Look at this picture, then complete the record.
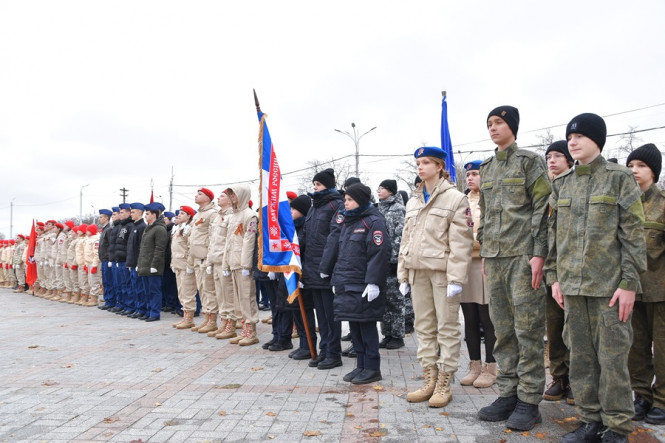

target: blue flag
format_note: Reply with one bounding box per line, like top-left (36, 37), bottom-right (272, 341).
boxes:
top-left (257, 111), bottom-right (302, 303)
top-left (441, 95), bottom-right (456, 183)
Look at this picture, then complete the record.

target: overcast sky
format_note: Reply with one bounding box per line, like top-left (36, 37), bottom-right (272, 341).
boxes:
top-left (2, 0), bottom-right (664, 236)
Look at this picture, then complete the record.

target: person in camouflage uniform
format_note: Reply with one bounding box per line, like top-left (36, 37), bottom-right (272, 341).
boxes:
top-left (547, 113), bottom-right (647, 443)
top-left (625, 143), bottom-right (665, 425)
top-left (476, 106), bottom-right (551, 432)
top-left (12, 235), bottom-right (27, 292)
top-left (377, 179), bottom-right (406, 350)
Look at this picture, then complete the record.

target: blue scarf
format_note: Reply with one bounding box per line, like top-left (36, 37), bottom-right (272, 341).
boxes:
top-left (341, 202), bottom-right (372, 217)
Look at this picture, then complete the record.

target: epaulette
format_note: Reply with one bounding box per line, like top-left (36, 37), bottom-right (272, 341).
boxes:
top-left (515, 149), bottom-right (540, 159)
top-left (480, 156), bottom-right (493, 166)
top-left (605, 162), bottom-right (634, 177)
top-left (553, 167), bottom-right (574, 182)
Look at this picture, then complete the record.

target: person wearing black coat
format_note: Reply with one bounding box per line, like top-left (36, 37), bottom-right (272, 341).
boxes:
top-left (302, 168), bottom-right (345, 369)
top-left (111, 204), bottom-right (133, 314)
top-left (138, 207), bottom-right (168, 321)
top-left (97, 209), bottom-right (115, 311)
top-left (124, 203), bottom-right (147, 319)
top-left (321, 183), bottom-right (390, 385)
top-left (161, 214), bottom-right (180, 313)
top-left (100, 207), bottom-right (120, 311)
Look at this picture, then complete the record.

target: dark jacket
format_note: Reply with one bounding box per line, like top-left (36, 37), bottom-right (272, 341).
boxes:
top-left (108, 222), bottom-right (120, 263)
top-left (98, 223), bottom-right (112, 262)
top-left (138, 216), bottom-right (168, 276)
top-left (114, 217), bottom-right (133, 263)
top-left (285, 217), bottom-right (314, 310)
top-left (164, 223), bottom-right (173, 267)
top-left (126, 218), bottom-right (147, 268)
top-left (301, 189), bottom-right (344, 288)
top-left (328, 204), bottom-right (390, 322)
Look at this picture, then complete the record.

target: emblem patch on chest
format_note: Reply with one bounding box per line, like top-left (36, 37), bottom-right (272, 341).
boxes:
top-left (336, 214), bottom-right (345, 224)
top-left (372, 230), bottom-right (384, 246)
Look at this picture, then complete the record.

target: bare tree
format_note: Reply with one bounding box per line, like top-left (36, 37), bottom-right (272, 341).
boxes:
top-left (293, 157), bottom-right (357, 194)
top-left (533, 128), bottom-right (555, 155)
top-left (616, 125), bottom-right (643, 158)
top-left (396, 159), bottom-right (418, 192)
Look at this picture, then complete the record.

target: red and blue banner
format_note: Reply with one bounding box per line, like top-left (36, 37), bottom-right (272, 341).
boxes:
top-left (257, 110), bottom-right (302, 303)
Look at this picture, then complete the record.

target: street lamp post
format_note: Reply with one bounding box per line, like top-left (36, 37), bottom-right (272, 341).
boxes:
top-left (80, 184), bottom-right (90, 223)
top-left (334, 123), bottom-right (377, 177)
top-left (9, 198), bottom-right (15, 238)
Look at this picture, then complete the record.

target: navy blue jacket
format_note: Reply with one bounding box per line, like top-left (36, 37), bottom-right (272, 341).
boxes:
top-left (126, 218), bottom-right (146, 268)
top-left (327, 204), bottom-right (390, 322)
top-left (301, 189), bottom-right (344, 289)
top-left (114, 218), bottom-right (133, 263)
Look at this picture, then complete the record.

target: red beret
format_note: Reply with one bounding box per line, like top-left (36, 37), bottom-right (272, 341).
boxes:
top-left (180, 205), bottom-right (196, 217)
top-left (46, 220), bottom-right (57, 225)
top-left (37, 222), bottom-right (45, 226)
top-left (9, 239), bottom-right (15, 245)
top-left (86, 224), bottom-right (98, 235)
top-left (198, 188), bottom-right (214, 201)
top-left (77, 224), bottom-right (88, 233)
top-left (17, 234), bottom-right (26, 240)
top-left (65, 220), bottom-right (75, 229)
top-left (286, 191), bottom-right (298, 200)
top-left (55, 222), bottom-right (64, 230)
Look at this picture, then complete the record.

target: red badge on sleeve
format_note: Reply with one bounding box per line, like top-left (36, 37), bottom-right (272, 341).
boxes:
top-left (372, 230), bottom-right (384, 246)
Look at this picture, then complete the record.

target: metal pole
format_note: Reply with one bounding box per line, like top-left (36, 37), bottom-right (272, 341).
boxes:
top-left (80, 184), bottom-right (89, 223)
top-left (9, 199), bottom-right (14, 238)
top-left (169, 166), bottom-right (174, 212)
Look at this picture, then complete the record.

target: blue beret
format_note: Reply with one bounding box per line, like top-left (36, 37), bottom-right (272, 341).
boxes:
top-left (464, 160), bottom-right (483, 171)
top-left (154, 202), bottom-right (165, 212)
top-left (164, 211), bottom-right (175, 219)
top-left (175, 209), bottom-right (180, 216)
top-left (99, 209), bottom-right (112, 217)
top-left (130, 202), bottom-right (145, 211)
top-left (118, 203), bottom-right (131, 210)
top-left (112, 206), bottom-right (120, 212)
top-left (414, 146), bottom-right (446, 161)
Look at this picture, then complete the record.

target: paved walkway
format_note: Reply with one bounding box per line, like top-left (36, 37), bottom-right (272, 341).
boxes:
top-left (0, 288), bottom-right (662, 442)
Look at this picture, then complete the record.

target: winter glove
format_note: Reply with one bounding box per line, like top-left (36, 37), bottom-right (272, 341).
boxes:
top-left (64, 264), bottom-right (68, 269)
top-left (222, 270), bottom-right (230, 277)
top-left (135, 267), bottom-right (139, 272)
top-left (447, 284), bottom-right (462, 298)
top-left (107, 262), bottom-right (112, 268)
top-left (298, 281), bottom-right (304, 289)
top-left (84, 265), bottom-right (88, 273)
top-left (91, 267), bottom-right (97, 274)
top-left (150, 267), bottom-right (158, 274)
top-left (332, 286), bottom-right (335, 295)
top-left (320, 273), bottom-right (329, 279)
top-left (206, 265), bottom-right (212, 274)
top-left (241, 269), bottom-right (250, 277)
top-left (186, 267), bottom-right (194, 274)
top-left (267, 272), bottom-right (276, 280)
top-left (71, 265), bottom-right (78, 270)
top-left (362, 284), bottom-right (380, 302)
top-left (399, 282), bottom-right (410, 296)
top-left (116, 262), bottom-right (119, 268)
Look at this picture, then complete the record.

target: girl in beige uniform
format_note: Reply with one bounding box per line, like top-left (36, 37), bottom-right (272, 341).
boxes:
top-left (171, 206), bottom-right (199, 329)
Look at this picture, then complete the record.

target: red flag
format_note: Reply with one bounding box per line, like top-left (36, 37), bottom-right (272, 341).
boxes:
top-left (150, 190), bottom-right (154, 204)
top-left (26, 220), bottom-right (38, 286)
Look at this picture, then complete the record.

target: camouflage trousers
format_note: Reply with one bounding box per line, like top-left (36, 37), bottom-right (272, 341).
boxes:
top-left (564, 295), bottom-right (634, 435)
top-left (628, 301), bottom-right (665, 410)
top-left (485, 256), bottom-right (546, 405)
top-left (546, 285), bottom-right (569, 378)
top-left (15, 265), bottom-right (26, 286)
top-left (381, 272), bottom-right (405, 339)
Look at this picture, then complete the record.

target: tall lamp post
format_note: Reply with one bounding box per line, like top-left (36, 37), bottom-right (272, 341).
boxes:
top-left (80, 184), bottom-right (90, 223)
top-left (9, 198), bottom-right (15, 238)
top-left (334, 123), bottom-right (377, 177)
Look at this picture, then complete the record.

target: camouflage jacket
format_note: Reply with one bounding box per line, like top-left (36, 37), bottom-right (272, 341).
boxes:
top-left (477, 142), bottom-right (551, 258)
top-left (639, 184), bottom-right (665, 302)
top-left (378, 195), bottom-right (405, 264)
top-left (12, 242), bottom-right (25, 266)
top-left (545, 155), bottom-right (647, 296)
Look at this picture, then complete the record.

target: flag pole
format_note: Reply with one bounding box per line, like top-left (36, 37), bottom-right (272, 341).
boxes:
top-left (253, 89), bottom-right (316, 360)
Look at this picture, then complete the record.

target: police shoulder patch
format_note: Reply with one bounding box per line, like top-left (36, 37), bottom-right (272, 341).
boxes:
top-left (336, 213), bottom-right (345, 224)
top-left (372, 230), bottom-right (384, 246)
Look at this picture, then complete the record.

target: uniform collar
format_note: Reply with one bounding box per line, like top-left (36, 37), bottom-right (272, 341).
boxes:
top-left (643, 183), bottom-right (658, 201)
top-left (575, 154), bottom-right (605, 176)
top-left (495, 142), bottom-right (518, 161)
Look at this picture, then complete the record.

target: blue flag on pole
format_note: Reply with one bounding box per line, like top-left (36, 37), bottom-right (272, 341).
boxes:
top-left (257, 110), bottom-right (302, 303)
top-left (441, 95), bottom-right (456, 183)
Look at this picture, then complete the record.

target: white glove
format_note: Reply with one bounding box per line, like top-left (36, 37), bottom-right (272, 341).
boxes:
top-left (222, 270), bottom-right (230, 277)
top-left (135, 267), bottom-right (139, 272)
top-left (320, 273), bottom-right (329, 279)
top-left (150, 267), bottom-right (158, 274)
top-left (241, 269), bottom-right (250, 277)
top-left (332, 286), bottom-right (335, 294)
top-left (362, 284), bottom-right (380, 302)
top-left (399, 282), bottom-right (410, 296)
top-left (15, 264), bottom-right (21, 269)
top-left (267, 272), bottom-right (276, 280)
top-left (447, 284), bottom-right (462, 297)
top-left (107, 262), bottom-right (112, 268)
top-left (186, 267), bottom-right (194, 274)
top-left (116, 262), bottom-right (119, 268)
top-left (298, 281), bottom-right (304, 289)
top-left (171, 266), bottom-right (175, 273)
top-left (206, 265), bottom-right (212, 274)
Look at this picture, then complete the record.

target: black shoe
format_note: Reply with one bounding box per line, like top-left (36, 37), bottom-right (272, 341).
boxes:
top-left (291, 348), bottom-right (312, 360)
top-left (544, 376), bottom-right (569, 401)
top-left (646, 407), bottom-right (665, 425)
top-left (128, 313), bottom-right (141, 318)
top-left (378, 336), bottom-right (392, 348)
top-left (601, 430), bottom-right (628, 443)
top-left (288, 349), bottom-right (298, 358)
top-left (175, 310), bottom-right (184, 317)
top-left (385, 337), bottom-right (405, 350)
top-left (405, 323), bottom-right (414, 335)
top-left (110, 307), bottom-right (122, 313)
top-left (343, 367), bottom-right (364, 382)
top-left (309, 353), bottom-right (326, 367)
top-left (478, 395), bottom-right (518, 422)
top-left (121, 310), bottom-right (134, 316)
top-left (138, 315), bottom-right (148, 320)
top-left (506, 399), bottom-right (541, 431)
top-left (262, 338), bottom-right (277, 350)
top-left (98, 305), bottom-right (110, 311)
top-left (317, 358), bottom-right (343, 370)
top-left (145, 317), bottom-right (160, 322)
top-left (562, 421), bottom-right (604, 443)
top-left (342, 344), bottom-right (354, 357)
top-left (341, 333), bottom-right (352, 341)
top-left (163, 306), bottom-right (174, 312)
top-left (269, 341), bottom-right (293, 351)
top-left (633, 395), bottom-right (652, 421)
top-left (351, 369), bottom-right (382, 385)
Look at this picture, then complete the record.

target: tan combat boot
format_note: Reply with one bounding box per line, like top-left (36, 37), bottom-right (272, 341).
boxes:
top-left (216, 319), bottom-right (238, 339)
top-left (77, 294), bottom-right (89, 305)
top-left (86, 295), bottom-right (99, 307)
top-left (209, 318), bottom-right (227, 337)
top-left (50, 291), bottom-right (63, 302)
top-left (68, 291), bottom-right (81, 304)
top-left (175, 311), bottom-right (196, 329)
top-left (460, 360), bottom-right (482, 386)
top-left (473, 362), bottom-right (497, 388)
top-left (230, 322), bottom-right (247, 344)
top-left (60, 292), bottom-right (71, 303)
top-left (407, 365), bottom-right (438, 403)
top-left (14, 286), bottom-right (25, 293)
top-left (239, 322), bottom-right (259, 346)
top-left (199, 314), bottom-right (218, 334)
top-left (428, 370), bottom-right (453, 408)
top-left (191, 313), bottom-right (209, 332)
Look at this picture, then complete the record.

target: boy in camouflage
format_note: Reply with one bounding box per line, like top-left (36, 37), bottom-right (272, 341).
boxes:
top-left (547, 113), bottom-right (646, 443)
top-left (476, 105), bottom-right (551, 431)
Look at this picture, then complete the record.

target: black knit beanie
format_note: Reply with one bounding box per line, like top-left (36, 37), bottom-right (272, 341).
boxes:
top-left (312, 168), bottom-right (336, 189)
top-left (627, 143), bottom-right (662, 182)
top-left (566, 113), bottom-right (607, 150)
top-left (345, 183), bottom-right (371, 207)
top-left (488, 105), bottom-right (520, 139)
top-left (290, 194), bottom-right (312, 217)
top-left (344, 177), bottom-right (361, 188)
top-left (379, 179), bottom-right (397, 196)
top-left (546, 140), bottom-right (573, 164)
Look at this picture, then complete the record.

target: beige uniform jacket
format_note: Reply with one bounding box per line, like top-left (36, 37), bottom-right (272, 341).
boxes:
top-left (46, 231), bottom-right (58, 264)
top-left (171, 223), bottom-right (192, 271)
top-left (84, 234), bottom-right (101, 268)
top-left (222, 185), bottom-right (257, 271)
top-left (206, 208), bottom-right (234, 266)
top-left (55, 232), bottom-right (68, 265)
top-left (75, 236), bottom-right (87, 266)
top-left (35, 234), bottom-right (44, 263)
top-left (187, 201), bottom-right (218, 264)
top-left (66, 235), bottom-right (79, 268)
top-left (13, 243), bottom-right (26, 266)
top-left (397, 177), bottom-right (474, 286)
